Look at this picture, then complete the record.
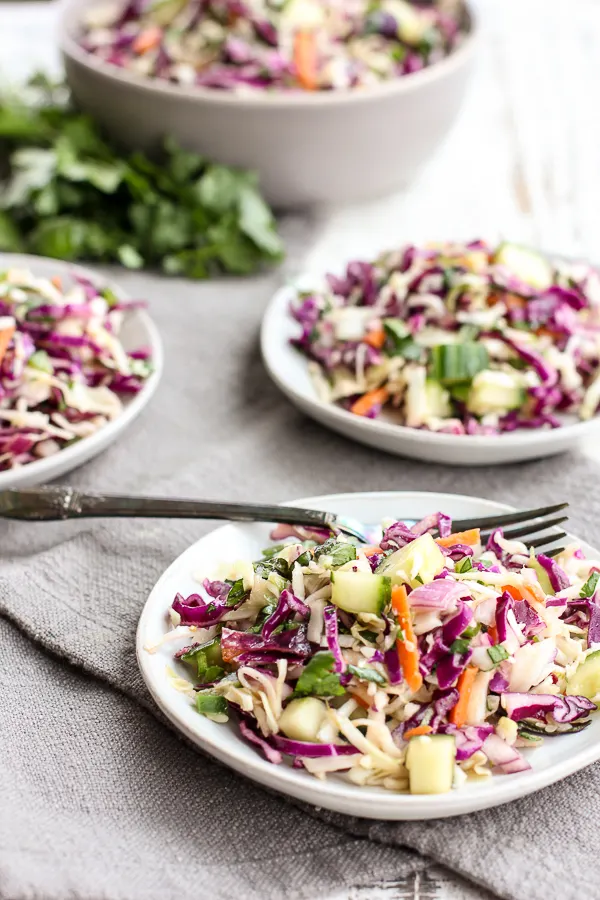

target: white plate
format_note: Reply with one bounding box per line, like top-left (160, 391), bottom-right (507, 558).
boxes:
top-left (0, 254), bottom-right (162, 488)
top-left (261, 281), bottom-right (600, 466)
top-left (137, 490), bottom-right (600, 821)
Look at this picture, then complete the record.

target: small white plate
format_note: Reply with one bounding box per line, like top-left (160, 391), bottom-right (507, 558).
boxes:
top-left (0, 254), bottom-right (162, 489)
top-left (261, 282), bottom-right (600, 466)
top-left (137, 490), bottom-right (600, 821)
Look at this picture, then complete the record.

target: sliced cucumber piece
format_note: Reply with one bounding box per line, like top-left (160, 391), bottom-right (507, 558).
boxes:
top-left (430, 343), bottom-right (489, 386)
top-left (527, 552), bottom-right (554, 596)
top-left (330, 571), bottom-right (391, 616)
top-left (567, 650), bottom-right (600, 700)
top-left (377, 532), bottom-right (445, 588)
top-left (493, 242), bottom-right (553, 291)
top-left (279, 697), bottom-right (327, 742)
top-left (466, 369), bottom-right (526, 417)
top-left (148, 0), bottom-right (188, 25)
top-left (180, 638), bottom-right (223, 669)
top-left (425, 379), bottom-right (452, 419)
top-left (405, 734), bottom-right (456, 795)
top-left (382, 0), bottom-right (429, 44)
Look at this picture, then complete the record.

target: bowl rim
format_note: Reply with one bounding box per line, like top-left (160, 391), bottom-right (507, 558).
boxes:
top-left (58, 0), bottom-right (478, 110)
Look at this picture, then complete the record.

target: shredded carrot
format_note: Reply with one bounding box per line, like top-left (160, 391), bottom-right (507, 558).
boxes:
top-left (504, 293), bottom-right (527, 311)
top-left (362, 545), bottom-right (383, 555)
top-left (502, 582), bottom-right (544, 605)
top-left (349, 690), bottom-right (370, 710)
top-left (487, 624), bottom-right (498, 644)
top-left (0, 322), bottom-right (15, 367)
top-left (50, 275), bottom-right (62, 289)
top-left (436, 528), bottom-right (481, 548)
top-left (133, 26), bottom-right (162, 54)
top-left (404, 725), bottom-right (433, 739)
top-left (364, 328), bottom-right (386, 350)
top-left (448, 666), bottom-right (478, 727)
top-left (294, 30), bottom-right (318, 90)
top-left (391, 585), bottom-right (423, 693)
top-left (350, 387), bottom-right (390, 417)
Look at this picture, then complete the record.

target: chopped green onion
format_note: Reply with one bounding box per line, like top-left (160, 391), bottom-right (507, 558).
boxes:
top-left (450, 637), bottom-right (471, 655)
top-left (487, 645), bottom-right (509, 665)
top-left (455, 556), bottom-right (473, 574)
top-left (347, 664), bottom-right (386, 685)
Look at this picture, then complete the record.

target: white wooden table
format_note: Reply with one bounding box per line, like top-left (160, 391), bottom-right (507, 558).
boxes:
top-left (1, 1), bottom-right (599, 897)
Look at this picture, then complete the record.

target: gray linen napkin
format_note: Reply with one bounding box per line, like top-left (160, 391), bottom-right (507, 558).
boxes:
top-left (1, 263), bottom-right (599, 900)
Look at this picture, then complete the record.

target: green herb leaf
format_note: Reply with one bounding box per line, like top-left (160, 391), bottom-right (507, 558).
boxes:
top-left (454, 556), bottom-right (473, 574)
top-left (383, 318), bottom-right (422, 360)
top-left (487, 644), bottom-right (509, 665)
top-left (314, 538), bottom-right (357, 568)
top-left (295, 550), bottom-right (312, 567)
top-left (580, 570), bottom-right (600, 598)
top-left (260, 543), bottom-right (285, 559)
top-left (253, 556), bottom-right (291, 581)
top-left (0, 210), bottom-right (23, 251)
top-left (294, 651), bottom-right (345, 697)
top-left (117, 244), bottom-right (144, 269)
top-left (237, 184), bottom-right (283, 257)
top-left (224, 578), bottom-right (247, 605)
top-left (0, 77), bottom-right (283, 278)
top-left (347, 663), bottom-right (386, 685)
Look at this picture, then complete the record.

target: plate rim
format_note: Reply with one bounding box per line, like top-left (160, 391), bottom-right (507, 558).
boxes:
top-left (0, 253), bottom-right (163, 488)
top-left (260, 281), bottom-right (600, 450)
top-left (136, 489), bottom-right (600, 820)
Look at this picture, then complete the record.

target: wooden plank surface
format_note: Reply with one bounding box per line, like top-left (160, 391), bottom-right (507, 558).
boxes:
top-left (1, 1), bottom-right (598, 897)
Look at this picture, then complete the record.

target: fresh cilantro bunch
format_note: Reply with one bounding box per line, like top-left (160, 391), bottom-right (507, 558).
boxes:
top-left (0, 76), bottom-right (284, 277)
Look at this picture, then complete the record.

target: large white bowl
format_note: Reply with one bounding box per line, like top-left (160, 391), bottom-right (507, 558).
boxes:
top-left (261, 280), bottom-right (600, 466)
top-left (136, 490), bottom-right (599, 821)
top-left (0, 253), bottom-right (162, 489)
top-left (59, 0), bottom-right (477, 208)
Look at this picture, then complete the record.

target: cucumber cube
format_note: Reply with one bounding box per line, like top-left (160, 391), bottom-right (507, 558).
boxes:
top-left (279, 697), bottom-right (327, 743)
top-left (494, 242), bottom-right (553, 291)
top-left (330, 571), bottom-right (391, 616)
top-left (406, 734), bottom-right (456, 794)
top-left (377, 532), bottom-right (445, 588)
top-left (567, 649), bottom-right (600, 700)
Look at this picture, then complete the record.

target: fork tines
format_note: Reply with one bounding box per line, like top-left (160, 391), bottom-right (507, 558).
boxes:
top-left (453, 502), bottom-right (569, 551)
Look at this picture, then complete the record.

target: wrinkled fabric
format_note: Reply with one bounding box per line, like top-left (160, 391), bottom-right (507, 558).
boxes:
top-left (1, 260), bottom-right (599, 900)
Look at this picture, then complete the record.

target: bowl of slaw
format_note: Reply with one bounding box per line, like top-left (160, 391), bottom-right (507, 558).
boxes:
top-left (261, 239), bottom-right (600, 465)
top-left (59, 0), bottom-right (477, 207)
top-left (0, 253), bottom-right (162, 488)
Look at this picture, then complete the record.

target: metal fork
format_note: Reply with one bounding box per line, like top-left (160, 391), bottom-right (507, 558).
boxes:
top-left (0, 488), bottom-right (568, 552)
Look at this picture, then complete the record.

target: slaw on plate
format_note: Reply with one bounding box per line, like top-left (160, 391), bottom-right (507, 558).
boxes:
top-left (290, 240), bottom-right (600, 435)
top-left (80, 0), bottom-right (466, 92)
top-left (0, 265), bottom-right (153, 470)
top-left (153, 512), bottom-right (600, 795)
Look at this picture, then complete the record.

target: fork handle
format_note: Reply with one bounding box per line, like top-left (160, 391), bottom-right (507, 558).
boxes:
top-left (0, 487), bottom-right (335, 528)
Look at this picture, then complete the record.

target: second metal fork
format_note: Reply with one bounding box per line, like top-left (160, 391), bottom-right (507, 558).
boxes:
top-left (0, 487), bottom-right (568, 552)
